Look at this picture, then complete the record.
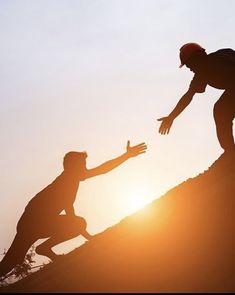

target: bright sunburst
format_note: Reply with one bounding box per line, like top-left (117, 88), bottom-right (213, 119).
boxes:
top-left (126, 195), bottom-right (150, 214)
top-left (121, 186), bottom-right (156, 215)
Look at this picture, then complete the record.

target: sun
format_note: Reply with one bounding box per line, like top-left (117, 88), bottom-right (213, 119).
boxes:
top-left (110, 175), bottom-right (160, 217)
top-left (121, 186), bottom-right (156, 215)
top-left (126, 195), bottom-right (150, 214)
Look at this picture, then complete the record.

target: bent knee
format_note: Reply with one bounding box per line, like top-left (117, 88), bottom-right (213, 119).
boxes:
top-left (74, 216), bottom-right (87, 230)
top-left (213, 100), bottom-right (228, 122)
top-left (213, 100), bottom-right (222, 119)
top-left (213, 92), bottom-right (235, 119)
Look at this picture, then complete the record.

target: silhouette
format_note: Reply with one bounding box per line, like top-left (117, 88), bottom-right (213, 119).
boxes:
top-left (1, 153), bottom-right (235, 293)
top-left (158, 42), bottom-right (235, 152)
top-left (0, 140), bottom-right (147, 279)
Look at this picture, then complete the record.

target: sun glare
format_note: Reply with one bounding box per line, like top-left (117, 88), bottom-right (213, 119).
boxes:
top-left (110, 176), bottom-right (162, 217)
top-left (127, 195), bottom-right (150, 214)
top-left (121, 186), bottom-right (156, 215)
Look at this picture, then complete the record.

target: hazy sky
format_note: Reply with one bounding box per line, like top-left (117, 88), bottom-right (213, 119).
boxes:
top-left (1, 0), bottom-right (235, 265)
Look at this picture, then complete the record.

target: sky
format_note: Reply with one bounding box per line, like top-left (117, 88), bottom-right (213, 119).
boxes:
top-left (1, 0), bottom-right (235, 266)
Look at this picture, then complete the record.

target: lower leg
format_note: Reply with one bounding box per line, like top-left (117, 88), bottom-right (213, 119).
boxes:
top-left (36, 229), bottom-right (94, 261)
top-left (35, 230), bottom-right (83, 261)
top-left (0, 233), bottom-right (36, 277)
top-left (35, 243), bottom-right (61, 261)
top-left (35, 232), bottom-right (73, 261)
top-left (35, 215), bottom-right (90, 261)
top-left (213, 94), bottom-right (235, 151)
top-left (215, 120), bottom-right (235, 151)
top-left (81, 230), bottom-right (93, 240)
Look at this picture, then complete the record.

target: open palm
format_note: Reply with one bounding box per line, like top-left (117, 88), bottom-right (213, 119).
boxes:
top-left (126, 140), bottom-right (147, 158)
top-left (158, 116), bottom-right (174, 135)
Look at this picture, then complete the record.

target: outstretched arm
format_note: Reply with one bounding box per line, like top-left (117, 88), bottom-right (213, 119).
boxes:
top-left (158, 88), bottom-right (196, 135)
top-left (84, 141), bottom-right (147, 179)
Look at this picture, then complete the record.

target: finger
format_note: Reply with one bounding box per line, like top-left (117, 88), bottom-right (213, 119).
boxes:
top-left (127, 140), bottom-right (130, 149)
top-left (137, 151), bottom-right (146, 155)
top-left (161, 129), bottom-right (165, 135)
top-left (133, 151), bottom-right (146, 156)
top-left (159, 126), bottom-right (165, 134)
top-left (135, 143), bottom-right (147, 149)
top-left (137, 147), bottom-right (147, 152)
top-left (133, 149), bottom-right (147, 155)
top-left (133, 142), bottom-right (146, 148)
top-left (157, 117), bottom-right (164, 121)
top-left (134, 149), bottom-right (147, 154)
top-left (159, 123), bottom-right (166, 133)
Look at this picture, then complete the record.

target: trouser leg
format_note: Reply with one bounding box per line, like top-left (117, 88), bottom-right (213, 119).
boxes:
top-left (213, 91), bottom-right (235, 151)
top-left (35, 215), bottom-right (91, 260)
top-left (0, 232), bottom-right (37, 278)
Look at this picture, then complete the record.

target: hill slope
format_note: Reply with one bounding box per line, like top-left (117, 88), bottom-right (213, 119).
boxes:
top-left (1, 152), bottom-right (235, 293)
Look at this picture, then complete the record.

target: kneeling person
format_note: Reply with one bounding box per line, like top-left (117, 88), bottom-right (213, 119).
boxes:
top-left (0, 140), bottom-right (147, 278)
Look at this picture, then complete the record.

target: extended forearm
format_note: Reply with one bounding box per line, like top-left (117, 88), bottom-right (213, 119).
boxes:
top-left (169, 90), bottom-right (194, 119)
top-left (93, 153), bottom-right (129, 175)
top-left (85, 153), bottom-right (129, 178)
top-left (84, 142), bottom-right (146, 179)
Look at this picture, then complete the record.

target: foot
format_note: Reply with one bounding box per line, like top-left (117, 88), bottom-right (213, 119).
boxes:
top-left (82, 230), bottom-right (94, 241)
top-left (35, 244), bottom-right (58, 261)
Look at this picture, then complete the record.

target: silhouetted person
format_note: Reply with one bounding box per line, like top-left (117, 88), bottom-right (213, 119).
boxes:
top-left (158, 42), bottom-right (235, 152)
top-left (0, 140), bottom-right (147, 278)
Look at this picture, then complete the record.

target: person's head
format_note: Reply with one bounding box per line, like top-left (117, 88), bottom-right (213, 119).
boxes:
top-left (63, 151), bottom-right (88, 171)
top-left (179, 42), bottom-right (207, 72)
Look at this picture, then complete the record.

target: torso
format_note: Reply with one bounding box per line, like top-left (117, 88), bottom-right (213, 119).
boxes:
top-left (190, 49), bottom-right (235, 93)
top-left (24, 172), bottom-right (81, 216)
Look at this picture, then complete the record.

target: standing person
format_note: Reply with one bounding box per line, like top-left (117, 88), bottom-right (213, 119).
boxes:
top-left (158, 42), bottom-right (235, 152)
top-left (0, 140), bottom-right (147, 278)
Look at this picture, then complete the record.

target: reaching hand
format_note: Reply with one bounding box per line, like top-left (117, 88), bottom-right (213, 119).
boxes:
top-left (126, 140), bottom-right (147, 158)
top-left (157, 116), bottom-right (174, 135)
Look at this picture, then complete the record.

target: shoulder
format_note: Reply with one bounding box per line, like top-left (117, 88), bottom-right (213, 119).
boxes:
top-left (208, 48), bottom-right (235, 59)
top-left (208, 48), bottom-right (235, 69)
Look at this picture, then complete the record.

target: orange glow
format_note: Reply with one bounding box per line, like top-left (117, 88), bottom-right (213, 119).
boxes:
top-left (127, 195), bottom-right (149, 214)
top-left (122, 187), bottom-right (156, 215)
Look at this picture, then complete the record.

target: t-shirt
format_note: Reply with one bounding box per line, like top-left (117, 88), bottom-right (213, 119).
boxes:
top-left (189, 48), bottom-right (235, 93)
top-left (24, 172), bottom-right (80, 216)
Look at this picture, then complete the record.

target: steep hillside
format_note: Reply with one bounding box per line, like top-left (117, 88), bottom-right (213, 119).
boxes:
top-left (1, 151), bottom-right (235, 293)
